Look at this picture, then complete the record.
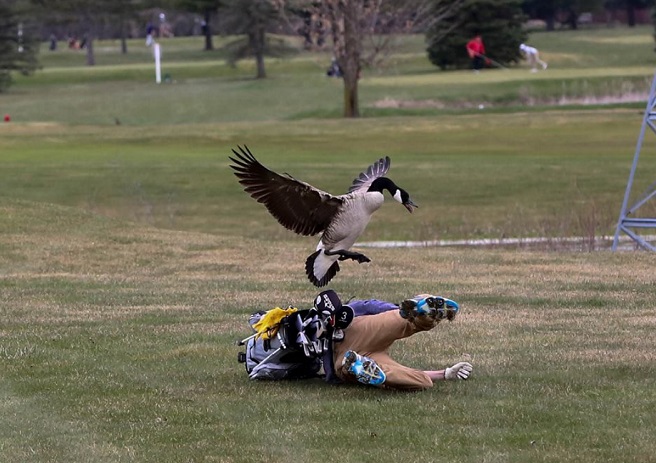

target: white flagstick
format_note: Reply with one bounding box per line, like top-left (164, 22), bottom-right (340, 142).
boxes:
top-left (154, 42), bottom-right (161, 84)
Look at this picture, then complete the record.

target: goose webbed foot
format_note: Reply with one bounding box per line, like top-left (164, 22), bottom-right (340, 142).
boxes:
top-left (325, 249), bottom-right (371, 264)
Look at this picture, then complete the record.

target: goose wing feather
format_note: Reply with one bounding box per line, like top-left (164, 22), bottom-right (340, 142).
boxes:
top-left (229, 146), bottom-right (343, 236)
top-left (347, 156), bottom-right (391, 193)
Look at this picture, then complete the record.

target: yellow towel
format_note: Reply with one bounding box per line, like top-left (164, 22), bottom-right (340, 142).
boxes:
top-left (253, 307), bottom-right (298, 340)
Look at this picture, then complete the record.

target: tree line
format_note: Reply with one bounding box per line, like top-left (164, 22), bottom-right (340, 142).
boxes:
top-left (1, 0), bottom-right (654, 117)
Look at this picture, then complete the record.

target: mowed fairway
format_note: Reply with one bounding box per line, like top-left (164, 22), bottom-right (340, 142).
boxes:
top-left (1, 26), bottom-right (656, 462)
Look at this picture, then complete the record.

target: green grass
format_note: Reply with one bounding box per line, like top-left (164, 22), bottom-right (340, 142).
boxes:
top-left (1, 26), bottom-right (656, 463)
top-left (2, 110), bottom-right (654, 240)
top-left (1, 198), bottom-right (655, 463)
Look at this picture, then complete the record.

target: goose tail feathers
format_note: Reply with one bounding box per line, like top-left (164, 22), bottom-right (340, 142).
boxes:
top-left (305, 250), bottom-right (340, 287)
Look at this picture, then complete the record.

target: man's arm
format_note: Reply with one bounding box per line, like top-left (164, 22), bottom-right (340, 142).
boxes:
top-left (424, 362), bottom-right (473, 382)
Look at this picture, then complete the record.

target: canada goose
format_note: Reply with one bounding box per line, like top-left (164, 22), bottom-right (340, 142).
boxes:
top-left (229, 145), bottom-right (418, 287)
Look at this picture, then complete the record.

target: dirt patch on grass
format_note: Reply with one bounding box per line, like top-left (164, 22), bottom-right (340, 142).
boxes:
top-left (371, 92), bottom-right (647, 110)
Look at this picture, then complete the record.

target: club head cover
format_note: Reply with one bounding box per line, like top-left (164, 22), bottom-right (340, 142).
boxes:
top-left (314, 289), bottom-right (343, 322)
top-left (332, 306), bottom-right (354, 330)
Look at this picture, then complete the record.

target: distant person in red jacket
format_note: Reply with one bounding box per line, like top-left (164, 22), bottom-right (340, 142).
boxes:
top-left (466, 35), bottom-right (486, 72)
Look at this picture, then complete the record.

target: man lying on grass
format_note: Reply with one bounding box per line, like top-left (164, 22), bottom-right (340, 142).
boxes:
top-left (239, 290), bottom-right (472, 391)
top-left (323, 291), bottom-right (472, 391)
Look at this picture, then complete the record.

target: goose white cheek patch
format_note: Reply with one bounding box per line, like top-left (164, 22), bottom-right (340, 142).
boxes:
top-left (393, 190), bottom-right (403, 203)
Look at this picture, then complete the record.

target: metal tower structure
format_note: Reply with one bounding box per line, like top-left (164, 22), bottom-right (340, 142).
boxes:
top-left (612, 71), bottom-right (656, 251)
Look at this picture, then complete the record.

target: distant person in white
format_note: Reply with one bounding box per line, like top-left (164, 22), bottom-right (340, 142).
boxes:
top-left (519, 43), bottom-right (547, 72)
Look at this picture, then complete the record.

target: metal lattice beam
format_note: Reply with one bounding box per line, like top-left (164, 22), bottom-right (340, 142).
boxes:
top-left (612, 71), bottom-right (656, 251)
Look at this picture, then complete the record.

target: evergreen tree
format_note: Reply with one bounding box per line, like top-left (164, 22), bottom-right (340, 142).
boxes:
top-left (425, 0), bottom-right (527, 70)
top-left (219, 0), bottom-right (295, 79)
top-left (0, 0), bottom-right (39, 92)
top-left (107, 0), bottom-right (144, 54)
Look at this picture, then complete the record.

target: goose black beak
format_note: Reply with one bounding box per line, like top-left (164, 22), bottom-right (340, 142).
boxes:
top-left (403, 200), bottom-right (418, 213)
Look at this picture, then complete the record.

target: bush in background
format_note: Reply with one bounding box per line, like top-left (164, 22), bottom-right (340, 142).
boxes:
top-left (426, 0), bottom-right (527, 70)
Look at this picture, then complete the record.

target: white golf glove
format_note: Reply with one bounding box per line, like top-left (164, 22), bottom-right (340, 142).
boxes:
top-left (445, 362), bottom-right (472, 380)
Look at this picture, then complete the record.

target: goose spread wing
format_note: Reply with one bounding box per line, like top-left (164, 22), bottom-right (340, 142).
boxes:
top-left (229, 146), bottom-right (343, 236)
top-left (347, 156), bottom-right (391, 193)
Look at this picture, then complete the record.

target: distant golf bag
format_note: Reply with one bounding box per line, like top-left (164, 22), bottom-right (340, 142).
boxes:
top-left (237, 308), bottom-right (325, 380)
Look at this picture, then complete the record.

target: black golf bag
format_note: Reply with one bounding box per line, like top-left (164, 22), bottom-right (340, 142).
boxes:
top-left (236, 290), bottom-right (354, 381)
top-left (237, 308), bottom-right (325, 380)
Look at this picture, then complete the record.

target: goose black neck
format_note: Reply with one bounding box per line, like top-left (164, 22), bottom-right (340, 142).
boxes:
top-left (369, 177), bottom-right (397, 193)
